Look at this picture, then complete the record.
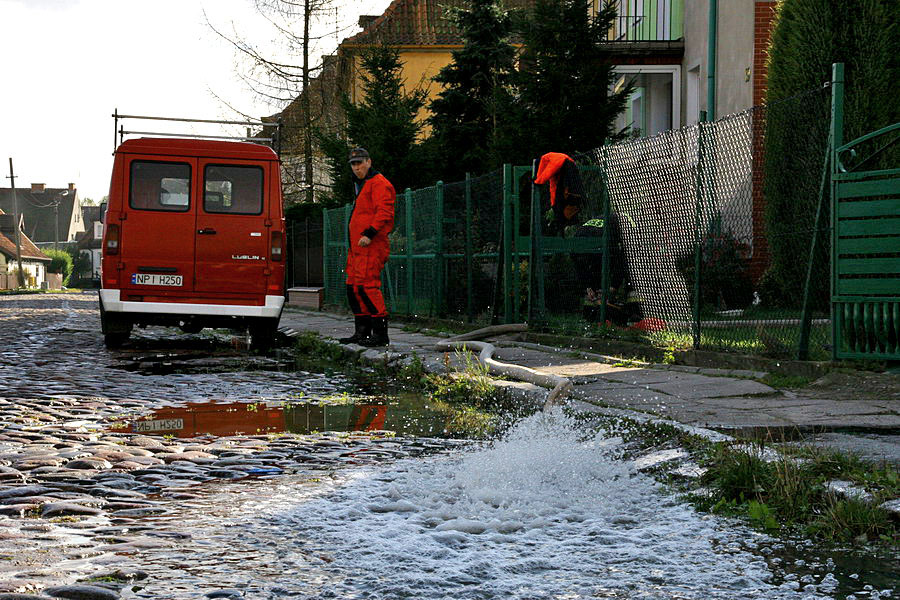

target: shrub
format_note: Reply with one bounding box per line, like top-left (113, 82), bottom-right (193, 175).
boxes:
top-left (763, 0), bottom-right (900, 307)
top-left (44, 249), bottom-right (73, 286)
top-left (677, 217), bottom-right (754, 311)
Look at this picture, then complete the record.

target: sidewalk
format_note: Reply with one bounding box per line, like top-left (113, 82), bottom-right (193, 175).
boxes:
top-left (278, 308), bottom-right (900, 462)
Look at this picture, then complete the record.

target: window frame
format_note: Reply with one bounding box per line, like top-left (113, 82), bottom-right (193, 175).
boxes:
top-left (128, 160), bottom-right (193, 213)
top-left (202, 163), bottom-right (265, 216)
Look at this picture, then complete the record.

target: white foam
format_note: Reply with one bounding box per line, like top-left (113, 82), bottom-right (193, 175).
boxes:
top-left (266, 411), bottom-right (836, 599)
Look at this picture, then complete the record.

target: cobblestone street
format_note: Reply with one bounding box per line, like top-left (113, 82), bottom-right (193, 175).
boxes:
top-left (0, 293), bottom-right (457, 598)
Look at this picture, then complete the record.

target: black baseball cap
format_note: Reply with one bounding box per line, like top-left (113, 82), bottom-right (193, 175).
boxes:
top-left (348, 147), bottom-right (370, 163)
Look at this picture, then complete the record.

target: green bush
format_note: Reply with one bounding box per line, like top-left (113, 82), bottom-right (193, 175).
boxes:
top-left (44, 249), bottom-right (73, 286)
top-left (677, 217), bottom-right (754, 311)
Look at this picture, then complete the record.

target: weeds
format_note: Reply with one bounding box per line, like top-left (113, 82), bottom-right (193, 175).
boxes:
top-left (694, 441), bottom-right (899, 545)
top-left (292, 332), bottom-right (352, 364)
top-left (427, 348), bottom-right (499, 407)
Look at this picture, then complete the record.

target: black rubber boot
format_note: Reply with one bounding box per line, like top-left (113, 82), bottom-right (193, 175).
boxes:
top-left (338, 316), bottom-right (371, 344)
top-left (359, 316), bottom-right (389, 347)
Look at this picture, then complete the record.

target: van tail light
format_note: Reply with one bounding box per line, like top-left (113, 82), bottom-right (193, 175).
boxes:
top-left (106, 224), bottom-right (120, 255)
top-left (271, 230), bottom-right (283, 262)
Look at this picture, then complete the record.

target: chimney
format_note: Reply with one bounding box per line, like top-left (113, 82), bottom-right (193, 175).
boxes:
top-left (68, 183), bottom-right (75, 191)
top-left (31, 183), bottom-right (45, 193)
top-left (358, 15), bottom-right (378, 29)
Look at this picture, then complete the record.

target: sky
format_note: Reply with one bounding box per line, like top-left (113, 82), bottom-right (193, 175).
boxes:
top-left (0, 0), bottom-right (391, 202)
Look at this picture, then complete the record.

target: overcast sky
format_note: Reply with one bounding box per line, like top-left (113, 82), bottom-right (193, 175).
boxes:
top-left (0, 0), bottom-right (391, 202)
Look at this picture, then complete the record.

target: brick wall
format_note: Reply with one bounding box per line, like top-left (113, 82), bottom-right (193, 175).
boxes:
top-left (750, 1), bottom-right (778, 282)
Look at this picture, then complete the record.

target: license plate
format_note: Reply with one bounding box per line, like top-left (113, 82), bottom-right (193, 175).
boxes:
top-left (134, 418), bottom-right (184, 433)
top-left (131, 273), bottom-right (183, 286)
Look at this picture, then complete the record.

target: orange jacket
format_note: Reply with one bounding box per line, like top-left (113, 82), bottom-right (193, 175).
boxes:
top-left (534, 152), bottom-right (574, 207)
top-left (346, 172), bottom-right (395, 286)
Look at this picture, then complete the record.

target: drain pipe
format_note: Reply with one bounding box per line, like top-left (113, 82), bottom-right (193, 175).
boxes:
top-left (706, 0), bottom-right (718, 121)
top-left (434, 324), bottom-right (572, 411)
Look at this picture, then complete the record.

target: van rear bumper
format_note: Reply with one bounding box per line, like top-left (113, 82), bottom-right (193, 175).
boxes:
top-left (100, 289), bottom-right (284, 319)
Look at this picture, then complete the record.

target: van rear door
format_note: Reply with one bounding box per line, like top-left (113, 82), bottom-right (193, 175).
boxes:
top-left (194, 161), bottom-right (269, 296)
top-left (120, 158), bottom-right (198, 294)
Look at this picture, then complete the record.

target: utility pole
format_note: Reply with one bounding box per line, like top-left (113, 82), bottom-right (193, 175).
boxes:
top-left (6, 158), bottom-right (25, 288)
top-left (54, 201), bottom-right (59, 250)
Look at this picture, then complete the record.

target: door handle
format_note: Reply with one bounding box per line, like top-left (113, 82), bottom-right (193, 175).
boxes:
top-left (198, 228), bottom-right (217, 235)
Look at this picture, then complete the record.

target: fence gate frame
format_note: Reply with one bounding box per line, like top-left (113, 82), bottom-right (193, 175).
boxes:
top-left (830, 62), bottom-right (900, 360)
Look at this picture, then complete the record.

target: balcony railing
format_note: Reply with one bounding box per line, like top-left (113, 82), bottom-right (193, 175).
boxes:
top-left (603, 1), bottom-right (684, 43)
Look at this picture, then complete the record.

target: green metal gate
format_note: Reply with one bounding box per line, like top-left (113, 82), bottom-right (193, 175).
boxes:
top-left (830, 63), bottom-right (900, 360)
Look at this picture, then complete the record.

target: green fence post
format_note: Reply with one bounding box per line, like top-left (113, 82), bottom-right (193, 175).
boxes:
top-left (829, 62), bottom-right (845, 360)
top-left (322, 207), bottom-right (330, 305)
top-left (465, 173), bottom-right (474, 322)
top-left (693, 111), bottom-right (707, 349)
top-left (503, 164), bottom-right (513, 324)
top-left (528, 159), bottom-right (545, 323)
top-left (405, 188), bottom-right (413, 317)
top-left (511, 171), bottom-right (521, 324)
top-left (435, 181), bottom-right (445, 317)
top-left (797, 131), bottom-right (832, 360)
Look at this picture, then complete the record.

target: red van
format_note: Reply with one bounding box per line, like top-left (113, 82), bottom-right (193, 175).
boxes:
top-left (99, 137), bottom-right (286, 349)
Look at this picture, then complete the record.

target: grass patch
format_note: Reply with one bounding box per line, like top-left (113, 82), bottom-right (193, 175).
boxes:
top-left (694, 441), bottom-right (899, 545)
top-left (290, 331), bottom-right (357, 372)
top-left (533, 311), bottom-right (831, 361)
top-left (427, 348), bottom-right (503, 408)
top-left (590, 414), bottom-right (898, 546)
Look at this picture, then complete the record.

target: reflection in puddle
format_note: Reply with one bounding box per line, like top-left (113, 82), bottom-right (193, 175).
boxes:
top-left (110, 393), bottom-right (501, 439)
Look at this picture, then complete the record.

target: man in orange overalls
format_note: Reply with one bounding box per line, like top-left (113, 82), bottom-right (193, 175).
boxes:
top-left (339, 147), bottom-right (396, 347)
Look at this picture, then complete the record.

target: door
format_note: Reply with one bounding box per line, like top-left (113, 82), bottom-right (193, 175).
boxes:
top-left (194, 160), bottom-right (270, 295)
top-left (120, 158), bottom-right (198, 294)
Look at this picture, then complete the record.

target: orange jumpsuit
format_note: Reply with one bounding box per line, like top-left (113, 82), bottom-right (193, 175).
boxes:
top-left (345, 171), bottom-right (395, 317)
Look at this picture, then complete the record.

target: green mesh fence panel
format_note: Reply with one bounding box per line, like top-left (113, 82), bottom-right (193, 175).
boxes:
top-left (322, 205), bottom-right (349, 307)
top-left (439, 172), bottom-right (504, 322)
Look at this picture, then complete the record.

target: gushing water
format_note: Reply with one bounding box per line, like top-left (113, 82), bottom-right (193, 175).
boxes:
top-left (125, 411), bottom-right (854, 598)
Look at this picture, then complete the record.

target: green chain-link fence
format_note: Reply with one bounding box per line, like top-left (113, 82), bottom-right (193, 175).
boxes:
top-left (323, 85), bottom-right (837, 359)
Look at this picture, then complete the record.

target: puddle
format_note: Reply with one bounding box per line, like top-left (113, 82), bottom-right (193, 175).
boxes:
top-left (108, 392), bottom-right (508, 439)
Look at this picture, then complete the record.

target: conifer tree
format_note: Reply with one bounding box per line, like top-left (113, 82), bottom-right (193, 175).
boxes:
top-left (427, 0), bottom-right (518, 180)
top-left (319, 45), bottom-right (428, 204)
top-left (513, 0), bottom-right (631, 160)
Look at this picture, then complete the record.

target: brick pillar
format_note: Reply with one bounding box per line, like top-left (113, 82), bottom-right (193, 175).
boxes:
top-left (750, 1), bottom-right (778, 283)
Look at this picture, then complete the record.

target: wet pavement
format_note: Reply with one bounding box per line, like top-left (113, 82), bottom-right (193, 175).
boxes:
top-left (0, 292), bottom-right (896, 599)
top-left (0, 293), bottom-right (473, 597)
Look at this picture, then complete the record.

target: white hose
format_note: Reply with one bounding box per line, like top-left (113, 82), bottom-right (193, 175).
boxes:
top-left (434, 325), bottom-right (572, 411)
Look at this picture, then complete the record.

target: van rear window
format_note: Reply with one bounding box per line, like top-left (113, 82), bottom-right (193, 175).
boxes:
top-left (129, 161), bottom-right (191, 212)
top-left (204, 165), bottom-right (263, 215)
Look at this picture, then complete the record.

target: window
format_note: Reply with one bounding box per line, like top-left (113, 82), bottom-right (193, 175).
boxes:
top-left (129, 161), bottom-right (191, 212)
top-left (94, 221), bottom-right (104, 240)
top-left (204, 165), bottom-right (263, 215)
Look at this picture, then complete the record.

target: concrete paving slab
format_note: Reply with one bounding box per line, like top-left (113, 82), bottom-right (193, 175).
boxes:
top-left (600, 368), bottom-right (683, 386)
top-left (699, 396), bottom-right (823, 410)
top-left (648, 378), bottom-right (776, 399)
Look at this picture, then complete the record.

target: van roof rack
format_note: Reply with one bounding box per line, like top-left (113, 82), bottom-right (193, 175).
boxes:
top-left (112, 109), bottom-right (282, 156)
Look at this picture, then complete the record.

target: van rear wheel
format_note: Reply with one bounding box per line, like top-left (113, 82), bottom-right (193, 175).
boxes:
top-left (100, 308), bottom-right (132, 349)
top-left (249, 318), bottom-right (279, 352)
top-left (104, 331), bottom-right (130, 349)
